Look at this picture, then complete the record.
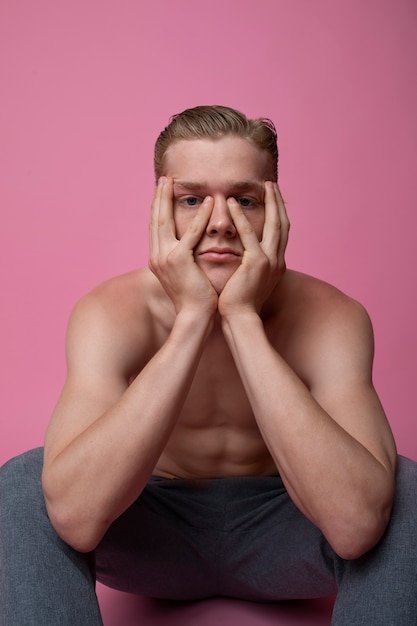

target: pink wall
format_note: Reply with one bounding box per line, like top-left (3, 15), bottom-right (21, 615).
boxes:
top-left (1, 2), bottom-right (416, 462)
top-left (1, 2), bottom-right (416, 623)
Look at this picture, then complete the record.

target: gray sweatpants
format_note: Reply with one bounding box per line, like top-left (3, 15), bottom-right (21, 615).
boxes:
top-left (1, 448), bottom-right (416, 625)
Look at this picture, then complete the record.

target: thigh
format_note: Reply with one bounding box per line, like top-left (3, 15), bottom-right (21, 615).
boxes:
top-left (219, 476), bottom-right (337, 600)
top-left (331, 456), bottom-right (417, 626)
top-left (95, 475), bottom-right (337, 601)
top-left (0, 449), bottom-right (102, 626)
top-left (95, 476), bottom-right (222, 599)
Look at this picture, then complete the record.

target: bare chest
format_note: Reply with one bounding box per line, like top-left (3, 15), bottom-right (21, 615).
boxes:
top-left (154, 331), bottom-right (277, 478)
top-left (181, 345), bottom-right (252, 428)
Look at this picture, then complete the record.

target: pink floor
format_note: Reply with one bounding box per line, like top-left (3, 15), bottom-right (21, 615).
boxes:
top-left (97, 584), bottom-right (335, 625)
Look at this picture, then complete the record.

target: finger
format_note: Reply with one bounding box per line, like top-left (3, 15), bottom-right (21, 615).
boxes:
top-left (273, 184), bottom-right (290, 267)
top-left (178, 196), bottom-right (214, 251)
top-left (261, 181), bottom-right (281, 256)
top-left (149, 176), bottom-right (166, 258)
top-left (156, 177), bottom-right (178, 256)
top-left (226, 197), bottom-right (260, 252)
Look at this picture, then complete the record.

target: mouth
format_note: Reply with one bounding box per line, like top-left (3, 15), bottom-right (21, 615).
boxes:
top-left (197, 248), bottom-right (241, 263)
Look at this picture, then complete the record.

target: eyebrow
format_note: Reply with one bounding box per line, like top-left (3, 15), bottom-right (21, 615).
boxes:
top-left (174, 180), bottom-right (265, 193)
top-left (173, 181), bottom-right (205, 191)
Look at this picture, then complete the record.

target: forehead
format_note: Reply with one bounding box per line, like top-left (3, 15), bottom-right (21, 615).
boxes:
top-left (163, 136), bottom-right (272, 183)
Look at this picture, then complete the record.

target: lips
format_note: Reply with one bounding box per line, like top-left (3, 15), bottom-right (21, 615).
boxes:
top-left (198, 247), bottom-right (241, 263)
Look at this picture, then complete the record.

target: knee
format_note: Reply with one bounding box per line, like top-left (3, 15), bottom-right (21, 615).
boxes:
top-left (0, 448), bottom-right (44, 511)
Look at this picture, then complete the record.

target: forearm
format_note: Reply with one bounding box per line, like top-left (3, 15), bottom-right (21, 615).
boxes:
top-left (43, 310), bottom-right (213, 551)
top-left (222, 312), bottom-right (395, 558)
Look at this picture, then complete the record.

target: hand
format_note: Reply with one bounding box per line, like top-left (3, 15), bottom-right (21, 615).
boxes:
top-left (218, 182), bottom-right (289, 318)
top-left (149, 177), bottom-right (218, 316)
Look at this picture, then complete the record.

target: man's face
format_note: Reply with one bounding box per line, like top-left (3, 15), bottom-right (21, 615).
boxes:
top-left (163, 136), bottom-right (273, 293)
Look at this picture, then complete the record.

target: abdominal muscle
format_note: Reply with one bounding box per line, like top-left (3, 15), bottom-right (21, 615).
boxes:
top-left (146, 291), bottom-right (280, 480)
top-left (153, 412), bottom-right (278, 480)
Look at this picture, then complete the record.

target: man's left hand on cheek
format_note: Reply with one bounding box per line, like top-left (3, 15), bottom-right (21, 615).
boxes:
top-left (218, 182), bottom-right (289, 318)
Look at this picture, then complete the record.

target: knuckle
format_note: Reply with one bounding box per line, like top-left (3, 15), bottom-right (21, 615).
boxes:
top-left (255, 253), bottom-right (269, 271)
top-left (166, 248), bottom-right (181, 267)
top-left (148, 258), bottom-right (158, 273)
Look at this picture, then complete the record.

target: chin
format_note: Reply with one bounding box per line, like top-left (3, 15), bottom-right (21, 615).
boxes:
top-left (211, 281), bottom-right (225, 295)
top-left (205, 268), bottom-right (236, 295)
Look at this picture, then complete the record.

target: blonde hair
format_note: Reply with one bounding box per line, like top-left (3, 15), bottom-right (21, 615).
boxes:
top-left (154, 105), bottom-right (278, 182)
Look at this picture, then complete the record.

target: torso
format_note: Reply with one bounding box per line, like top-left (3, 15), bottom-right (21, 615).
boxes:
top-left (93, 266), bottom-right (350, 479)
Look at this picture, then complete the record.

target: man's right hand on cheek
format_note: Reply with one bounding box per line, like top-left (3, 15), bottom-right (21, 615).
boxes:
top-left (148, 176), bottom-right (218, 317)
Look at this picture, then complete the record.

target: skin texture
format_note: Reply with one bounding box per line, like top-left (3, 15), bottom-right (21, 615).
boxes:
top-left (42, 136), bottom-right (397, 560)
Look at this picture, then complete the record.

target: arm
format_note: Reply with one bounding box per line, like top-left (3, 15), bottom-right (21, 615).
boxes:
top-left (219, 185), bottom-right (397, 559)
top-left (42, 178), bottom-right (217, 552)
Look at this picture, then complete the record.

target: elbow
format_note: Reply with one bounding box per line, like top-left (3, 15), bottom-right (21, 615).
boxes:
top-left (42, 471), bottom-right (106, 553)
top-left (47, 508), bottom-right (104, 553)
top-left (331, 529), bottom-right (382, 561)
top-left (325, 496), bottom-right (394, 561)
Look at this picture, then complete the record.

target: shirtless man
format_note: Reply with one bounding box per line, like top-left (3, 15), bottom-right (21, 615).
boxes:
top-left (1, 106), bottom-right (416, 625)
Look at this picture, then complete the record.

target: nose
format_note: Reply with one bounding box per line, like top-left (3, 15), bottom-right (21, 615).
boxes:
top-left (206, 196), bottom-right (236, 238)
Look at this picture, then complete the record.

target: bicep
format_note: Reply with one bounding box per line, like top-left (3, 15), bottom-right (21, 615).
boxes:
top-left (44, 373), bottom-right (128, 463)
top-left (44, 297), bottom-right (134, 464)
top-left (308, 302), bottom-right (397, 471)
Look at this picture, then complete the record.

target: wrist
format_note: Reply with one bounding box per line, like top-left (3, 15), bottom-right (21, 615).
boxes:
top-left (174, 291), bottom-right (218, 320)
top-left (173, 307), bottom-right (216, 339)
top-left (220, 303), bottom-right (260, 323)
top-left (221, 308), bottom-right (262, 338)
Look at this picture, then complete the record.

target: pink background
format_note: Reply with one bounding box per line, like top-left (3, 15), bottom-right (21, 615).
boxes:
top-left (1, 1), bottom-right (416, 624)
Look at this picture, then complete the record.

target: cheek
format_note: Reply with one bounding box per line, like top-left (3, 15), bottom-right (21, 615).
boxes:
top-left (246, 212), bottom-right (265, 241)
top-left (174, 208), bottom-right (197, 239)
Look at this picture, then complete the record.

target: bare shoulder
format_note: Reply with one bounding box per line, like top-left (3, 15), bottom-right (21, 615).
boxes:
top-left (272, 270), bottom-right (375, 385)
top-left (78, 267), bottom-right (155, 312)
top-left (67, 267), bottom-right (167, 379)
top-left (277, 269), bottom-right (371, 328)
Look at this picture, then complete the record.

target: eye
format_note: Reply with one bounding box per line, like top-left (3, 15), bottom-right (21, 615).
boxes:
top-left (181, 196), bottom-right (201, 207)
top-left (237, 196), bottom-right (256, 208)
